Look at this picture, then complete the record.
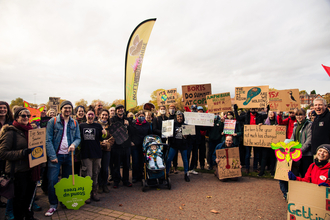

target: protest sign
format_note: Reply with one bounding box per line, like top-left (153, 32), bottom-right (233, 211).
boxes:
top-left (49, 97), bottom-right (60, 115)
top-left (206, 92), bottom-right (232, 113)
top-left (235, 86), bottom-right (269, 108)
top-left (182, 83), bottom-right (212, 106)
top-left (182, 125), bottom-right (196, 135)
top-left (184, 112), bottom-right (214, 126)
top-left (269, 89), bottom-right (300, 112)
top-left (108, 122), bottom-right (129, 145)
top-left (215, 147), bottom-right (241, 179)
top-left (274, 160), bottom-right (292, 181)
top-left (157, 89), bottom-right (177, 106)
top-left (23, 101), bottom-right (44, 123)
top-left (55, 175), bottom-right (93, 210)
top-left (287, 181), bottom-right (330, 220)
top-left (162, 119), bottom-right (174, 138)
top-left (243, 125), bottom-right (286, 148)
top-left (223, 120), bottom-right (236, 134)
top-left (28, 128), bottom-right (47, 168)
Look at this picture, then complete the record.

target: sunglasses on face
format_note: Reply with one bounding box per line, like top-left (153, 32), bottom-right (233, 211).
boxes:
top-left (20, 114), bottom-right (31, 118)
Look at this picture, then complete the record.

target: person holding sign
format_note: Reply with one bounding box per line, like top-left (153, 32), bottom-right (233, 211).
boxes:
top-left (45, 101), bottom-right (81, 217)
top-left (0, 107), bottom-right (36, 220)
top-left (166, 111), bottom-right (190, 182)
top-left (79, 108), bottom-right (107, 203)
top-left (288, 144), bottom-right (330, 186)
top-left (207, 114), bottom-right (223, 170)
top-left (152, 105), bottom-right (168, 143)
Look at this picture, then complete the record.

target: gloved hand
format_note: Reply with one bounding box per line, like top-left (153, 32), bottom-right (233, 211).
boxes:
top-left (318, 182), bottom-right (329, 187)
top-left (288, 171), bottom-right (296, 180)
top-left (22, 148), bottom-right (32, 157)
top-left (234, 104), bottom-right (238, 111)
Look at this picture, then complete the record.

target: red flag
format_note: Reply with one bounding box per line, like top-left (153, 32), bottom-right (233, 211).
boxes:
top-left (322, 64), bottom-right (330, 77)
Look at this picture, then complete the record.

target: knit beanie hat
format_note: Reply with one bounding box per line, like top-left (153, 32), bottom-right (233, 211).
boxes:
top-left (14, 107), bottom-right (28, 119)
top-left (317, 144), bottom-right (330, 155)
top-left (60, 100), bottom-right (73, 110)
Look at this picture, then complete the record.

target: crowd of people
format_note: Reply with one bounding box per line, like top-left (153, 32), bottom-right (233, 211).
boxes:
top-left (0, 97), bottom-right (329, 219)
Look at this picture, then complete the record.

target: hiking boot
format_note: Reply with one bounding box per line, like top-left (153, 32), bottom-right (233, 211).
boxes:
top-left (103, 185), bottom-right (110, 193)
top-left (98, 187), bottom-right (103, 194)
top-left (85, 197), bottom-right (91, 204)
top-left (184, 173), bottom-right (190, 182)
top-left (91, 190), bottom-right (100, 201)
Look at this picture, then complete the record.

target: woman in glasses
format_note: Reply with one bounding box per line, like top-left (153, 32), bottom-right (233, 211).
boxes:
top-left (0, 107), bottom-right (36, 220)
top-left (79, 107), bottom-right (107, 203)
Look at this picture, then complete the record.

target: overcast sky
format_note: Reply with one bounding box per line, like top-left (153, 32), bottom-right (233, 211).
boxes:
top-left (0, 0), bottom-right (329, 107)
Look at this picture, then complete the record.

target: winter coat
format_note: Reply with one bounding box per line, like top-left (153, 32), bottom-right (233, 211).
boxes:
top-left (311, 108), bottom-right (330, 155)
top-left (152, 115), bottom-right (168, 137)
top-left (212, 141), bottom-right (237, 165)
top-left (277, 115), bottom-right (297, 139)
top-left (0, 124), bottom-right (30, 173)
top-left (234, 110), bottom-right (268, 125)
top-left (131, 120), bottom-right (151, 146)
top-left (290, 120), bottom-right (312, 156)
top-left (110, 115), bottom-right (133, 149)
top-left (296, 162), bottom-right (330, 185)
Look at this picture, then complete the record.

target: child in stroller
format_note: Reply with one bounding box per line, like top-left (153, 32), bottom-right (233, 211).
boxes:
top-left (146, 142), bottom-right (165, 169)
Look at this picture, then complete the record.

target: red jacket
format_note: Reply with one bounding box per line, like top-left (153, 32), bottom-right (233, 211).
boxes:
top-left (277, 115), bottom-right (297, 139)
top-left (296, 162), bottom-right (330, 185)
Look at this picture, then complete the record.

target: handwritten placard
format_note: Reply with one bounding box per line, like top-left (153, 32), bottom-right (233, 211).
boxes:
top-left (243, 125), bottom-right (286, 148)
top-left (108, 122), bottom-right (129, 145)
top-left (216, 147), bottom-right (241, 179)
top-left (182, 125), bottom-right (196, 136)
top-left (49, 97), bottom-right (60, 115)
top-left (235, 86), bottom-right (269, 108)
top-left (269, 89), bottom-right (300, 112)
top-left (157, 89), bottom-right (177, 106)
top-left (223, 120), bottom-right (236, 134)
top-left (161, 119), bottom-right (174, 138)
top-left (184, 112), bottom-right (214, 126)
top-left (182, 83), bottom-right (212, 106)
top-left (274, 160), bottom-right (292, 181)
top-left (28, 128), bottom-right (47, 168)
top-left (206, 92), bottom-right (232, 114)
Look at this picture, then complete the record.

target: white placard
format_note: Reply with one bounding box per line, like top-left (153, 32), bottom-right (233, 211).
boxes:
top-left (184, 112), bottom-right (214, 126)
top-left (161, 119), bottom-right (174, 138)
top-left (182, 125), bottom-right (196, 135)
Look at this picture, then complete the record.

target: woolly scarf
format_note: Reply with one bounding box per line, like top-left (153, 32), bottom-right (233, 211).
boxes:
top-left (136, 119), bottom-right (146, 125)
top-left (12, 120), bottom-right (40, 182)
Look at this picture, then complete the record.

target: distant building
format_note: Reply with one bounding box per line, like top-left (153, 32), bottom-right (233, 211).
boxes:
top-left (300, 93), bottom-right (322, 108)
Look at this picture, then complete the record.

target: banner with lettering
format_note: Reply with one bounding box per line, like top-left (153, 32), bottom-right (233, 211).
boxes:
top-left (157, 88), bottom-right (177, 106)
top-left (184, 112), bottom-right (214, 126)
top-left (243, 125), bottom-right (286, 148)
top-left (235, 85), bottom-right (269, 108)
top-left (206, 92), bottom-right (232, 113)
top-left (216, 147), bottom-right (241, 180)
top-left (182, 83), bottom-right (212, 106)
top-left (28, 128), bottom-right (47, 168)
top-left (125, 18), bottom-right (156, 110)
top-left (269, 89), bottom-right (300, 112)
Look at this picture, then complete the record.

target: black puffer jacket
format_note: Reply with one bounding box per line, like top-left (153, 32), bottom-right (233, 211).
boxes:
top-left (311, 108), bottom-right (330, 155)
top-left (0, 124), bottom-right (30, 173)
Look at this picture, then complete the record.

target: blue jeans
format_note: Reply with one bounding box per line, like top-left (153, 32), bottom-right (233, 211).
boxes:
top-left (48, 154), bottom-right (72, 208)
top-left (131, 146), bottom-right (143, 181)
top-left (166, 148), bottom-right (188, 174)
top-left (98, 151), bottom-right (111, 187)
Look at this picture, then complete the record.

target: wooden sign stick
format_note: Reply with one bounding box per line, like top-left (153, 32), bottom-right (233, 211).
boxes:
top-left (71, 153), bottom-right (75, 185)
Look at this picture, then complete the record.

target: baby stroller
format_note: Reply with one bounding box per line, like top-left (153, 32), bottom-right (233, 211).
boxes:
top-left (142, 135), bottom-right (171, 192)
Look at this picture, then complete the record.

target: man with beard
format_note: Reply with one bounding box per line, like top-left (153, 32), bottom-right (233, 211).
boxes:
top-left (234, 104), bottom-right (268, 173)
top-left (110, 104), bottom-right (133, 188)
top-left (277, 109), bottom-right (297, 139)
top-left (109, 107), bottom-right (115, 119)
top-left (311, 98), bottom-right (330, 155)
top-left (45, 101), bottom-right (81, 217)
top-left (94, 101), bottom-right (103, 120)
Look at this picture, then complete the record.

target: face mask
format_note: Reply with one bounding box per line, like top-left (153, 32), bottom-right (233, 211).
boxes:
top-left (227, 115), bottom-right (233, 119)
top-left (138, 117), bottom-right (145, 122)
top-left (100, 120), bottom-right (108, 124)
top-left (214, 115), bottom-right (218, 119)
top-left (160, 110), bottom-right (166, 115)
top-left (169, 109), bottom-right (175, 115)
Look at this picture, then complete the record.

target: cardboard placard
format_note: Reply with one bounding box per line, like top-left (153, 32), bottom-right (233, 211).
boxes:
top-left (54, 175), bottom-right (93, 210)
top-left (274, 160), bottom-right (292, 181)
top-left (269, 89), bottom-right (301, 112)
top-left (161, 119), bottom-right (174, 138)
top-left (287, 181), bottom-right (330, 219)
top-left (157, 89), bottom-right (177, 106)
top-left (108, 122), bottom-right (129, 145)
top-left (223, 120), bottom-right (236, 134)
top-left (216, 147), bottom-right (241, 179)
top-left (206, 92), bottom-right (232, 114)
top-left (49, 97), bottom-right (60, 115)
top-left (28, 128), bottom-right (47, 168)
top-left (235, 86), bottom-right (269, 108)
top-left (182, 125), bottom-right (196, 136)
top-left (184, 112), bottom-right (214, 126)
top-left (243, 125), bottom-right (286, 148)
top-left (182, 83), bottom-right (212, 106)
